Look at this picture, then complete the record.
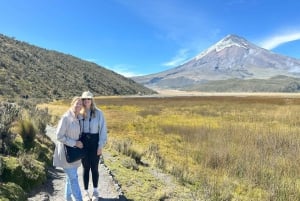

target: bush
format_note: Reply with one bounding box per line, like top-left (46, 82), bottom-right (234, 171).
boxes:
top-left (0, 102), bottom-right (20, 154)
top-left (0, 100), bottom-right (52, 201)
top-left (0, 182), bottom-right (26, 201)
top-left (144, 143), bottom-right (165, 169)
top-left (1, 155), bottom-right (46, 191)
top-left (33, 134), bottom-right (55, 166)
top-left (16, 119), bottom-right (36, 150)
top-left (4, 133), bottom-right (24, 156)
top-left (33, 107), bottom-right (50, 134)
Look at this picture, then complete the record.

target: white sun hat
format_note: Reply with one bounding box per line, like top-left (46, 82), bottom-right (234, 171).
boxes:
top-left (81, 91), bottom-right (93, 99)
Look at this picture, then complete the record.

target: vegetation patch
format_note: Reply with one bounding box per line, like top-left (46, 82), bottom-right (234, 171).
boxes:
top-left (1, 155), bottom-right (46, 191)
top-left (44, 95), bottom-right (300, 200)
top-left (0, 100), bottom-right (53, 200)
top-left (0, 182), bottom-right (26, 201)
top-left (0, 33), bottom-right (155, 99)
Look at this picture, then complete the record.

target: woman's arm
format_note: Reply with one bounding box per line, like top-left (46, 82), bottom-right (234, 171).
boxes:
top-left (56, 115), bottom-right (77, 147)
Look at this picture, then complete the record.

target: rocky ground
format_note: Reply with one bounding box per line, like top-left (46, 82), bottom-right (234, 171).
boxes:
top-left (27, 125), bottom-right (127, 201)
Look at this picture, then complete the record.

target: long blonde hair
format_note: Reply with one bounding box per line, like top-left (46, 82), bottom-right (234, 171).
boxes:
top-left (70, 96), bottom-right (81, 107)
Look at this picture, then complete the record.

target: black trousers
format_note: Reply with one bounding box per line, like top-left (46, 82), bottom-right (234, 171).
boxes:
top-left (81, 133), bottom-right (100, 189)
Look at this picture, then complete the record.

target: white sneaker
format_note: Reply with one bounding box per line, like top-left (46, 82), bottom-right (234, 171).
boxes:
top-left (91, 191), bottom-right (99, 201)
top-left (83, 191), bottom-right (91, 201)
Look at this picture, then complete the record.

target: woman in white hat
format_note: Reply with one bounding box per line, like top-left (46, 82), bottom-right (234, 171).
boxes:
top-left (80, 91), bottom-right (107, 201)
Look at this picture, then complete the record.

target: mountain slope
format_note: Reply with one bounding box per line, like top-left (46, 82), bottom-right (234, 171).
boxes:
top-left (0, 34), bottom-right (156, 99)
top-left (133, 34), bottom-right (300, 92)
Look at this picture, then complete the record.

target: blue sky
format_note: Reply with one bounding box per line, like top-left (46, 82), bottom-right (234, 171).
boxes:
top-left (1, 0), bottom-right (300, 77)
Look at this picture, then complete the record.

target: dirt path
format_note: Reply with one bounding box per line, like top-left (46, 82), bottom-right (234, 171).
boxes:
top-left (27, 126), bottom-right (127, 201)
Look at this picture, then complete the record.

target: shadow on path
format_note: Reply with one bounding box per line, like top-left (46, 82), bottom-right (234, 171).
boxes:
top-left (99, 195), bottom-right (130, 201)
top-left (28, 167), bottom-right (130, 201)
top-left (27, 167), bottom-right (65, 198)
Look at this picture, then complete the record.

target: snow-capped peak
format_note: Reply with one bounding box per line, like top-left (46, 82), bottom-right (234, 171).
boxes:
top-left (195, 35), bottom-right (249, 60)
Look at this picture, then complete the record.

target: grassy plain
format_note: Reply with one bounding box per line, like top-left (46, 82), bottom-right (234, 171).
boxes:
top-left (43, 94), bottom-right (300, 200)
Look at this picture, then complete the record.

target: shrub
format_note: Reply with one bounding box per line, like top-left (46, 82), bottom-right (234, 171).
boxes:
top-left (1, 155), bottom-right (46, 191)
top-left (110, 139), bottom-right (143, 165)
top-left (0, 102), bottom-right (20, 154)
top-left (0, 182), bottom-right (26, 201)
top-left (33, 134), bottom-right (55, 166)
top-left (122, 158), bottom-right (139, 170)
top-left (16, 119), bottom-right (36, 150)
top-left (4, 133), bottom-right (24, 156)
top-left (0, 100), bottom-right (52, 201)
top-left (144, 143), bottom-right (165, 169)
top-left (32, 107), bottom-right (50, 134)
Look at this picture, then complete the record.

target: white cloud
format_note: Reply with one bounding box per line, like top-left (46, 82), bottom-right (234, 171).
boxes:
top-left (83, 58), bottom-right (141, 77)
top-left (163, 48), bottom-right (190, 67)
top-left (259, 32), bottom-right (300, 50)
top-left (108, 64), bottom-right (143, 77)
top-left (84, 58), bottom-right (97, 63)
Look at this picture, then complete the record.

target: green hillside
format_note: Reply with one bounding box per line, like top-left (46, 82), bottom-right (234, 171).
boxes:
top-left (0, 34), bottom-right (156, 99)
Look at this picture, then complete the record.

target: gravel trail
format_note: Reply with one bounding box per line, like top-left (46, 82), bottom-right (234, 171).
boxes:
top-left (27, 125), bottom-right (127, 201)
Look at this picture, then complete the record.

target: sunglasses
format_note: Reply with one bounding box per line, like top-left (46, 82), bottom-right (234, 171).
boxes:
top-left (82, 98), bottom-right (91, 100)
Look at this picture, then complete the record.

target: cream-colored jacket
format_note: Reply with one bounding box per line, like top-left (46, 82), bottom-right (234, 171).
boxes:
top-left (53, 109), bottom-right (82, 168)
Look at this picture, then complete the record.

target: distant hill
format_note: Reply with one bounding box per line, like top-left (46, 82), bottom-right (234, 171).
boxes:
top-left (133, 34), bottom-right (300, 92)
top-left (0, 34), bottom-right (156, 99)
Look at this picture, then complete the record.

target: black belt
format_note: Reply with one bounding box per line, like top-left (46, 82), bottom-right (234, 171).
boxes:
top-left (82, 132), bottom-right (98, 135)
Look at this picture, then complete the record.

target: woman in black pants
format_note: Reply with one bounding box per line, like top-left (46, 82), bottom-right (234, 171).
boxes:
top-left (80, 91), bottom-right (107, 201)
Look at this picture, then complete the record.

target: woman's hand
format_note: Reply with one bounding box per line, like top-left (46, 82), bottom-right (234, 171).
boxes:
top-left (97, 148), bottom-right (102, 156)
top-left (75, 141), bottom-right (83, 149)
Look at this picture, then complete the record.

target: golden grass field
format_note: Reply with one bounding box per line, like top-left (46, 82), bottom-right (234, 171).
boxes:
top-left (40, 93), bottom-right (300, 200)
